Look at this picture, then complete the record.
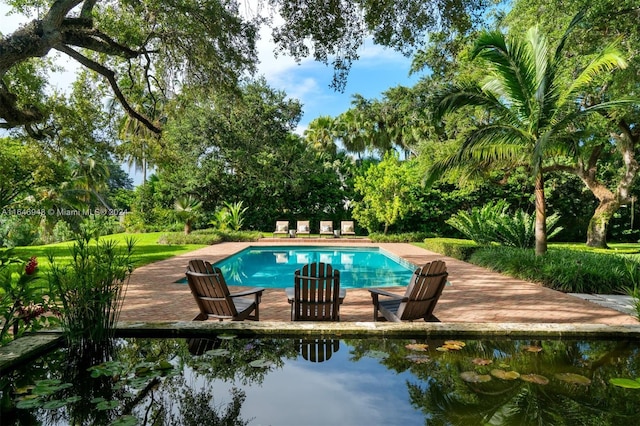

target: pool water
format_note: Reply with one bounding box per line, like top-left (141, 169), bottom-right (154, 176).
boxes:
top-left (3, 335), bottom-right (640, 425)
top-left (204, 246), bottom-right (416, 289)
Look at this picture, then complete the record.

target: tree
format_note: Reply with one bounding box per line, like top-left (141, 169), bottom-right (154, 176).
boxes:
top-left (429, 14), bottom-right (631, 255)
top-left (352, 152), bottom-right (417, 234)
top-left (502, 0), bottom-right (640, 248)
top-left (0, 0), bottom-right (490, 137)
top-left (174, 195), bottom-right (202, 235)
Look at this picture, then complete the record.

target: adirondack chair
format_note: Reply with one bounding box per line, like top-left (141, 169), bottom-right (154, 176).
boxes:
top-left (185, 259), bottom-right (264, 321)
top-left (289, 262), bottom-right (342, 321)
top-left (297, 338), bottom-right (340, 362)
top-left (369, 260), bottom-right (448, 322)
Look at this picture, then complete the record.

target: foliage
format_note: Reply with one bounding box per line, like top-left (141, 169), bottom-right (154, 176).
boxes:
top-left (224, 201), bottom-right (248, 231)
top-left (352, 152), bottom-right (418, 234)
top-left (47, 233), bottom-right (135, 353)
top-left (622, 259), bottom-right (640, 321)
top-left (468, 246), bottom-right (638, 294)
top-left (419, 238), bottom-right (480, 261)
top-left (0, 249), bottom-right (56, 345)
top-left (174, 195), bottom-right (203, 235)
top-left (158, 230), bottom-right (262, 246)
top-left (447, 201), bottom-right (563, 248)
top-left (368, 232), bottom-right (433, 243)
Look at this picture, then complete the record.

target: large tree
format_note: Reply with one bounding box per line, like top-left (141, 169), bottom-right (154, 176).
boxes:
top-left (0, 0), bottom-right (490, 138)
top-left (428, 14), bottom-right (631, 255)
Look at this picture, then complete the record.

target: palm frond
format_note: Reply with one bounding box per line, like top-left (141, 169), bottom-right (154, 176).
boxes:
top-left (561, 42), bottom-right (628, 106)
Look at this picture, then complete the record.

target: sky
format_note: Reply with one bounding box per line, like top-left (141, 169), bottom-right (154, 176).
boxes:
top-left (0, 2), bottom-right (422, 184)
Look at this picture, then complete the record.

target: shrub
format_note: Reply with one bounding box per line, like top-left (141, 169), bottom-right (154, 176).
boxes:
top-left (48, 233), bottom-right (135, 354)
top-left (421, 238), bottom-right (480, 261)
top-left (468, 246), bottom-right (636, 294)
top-left (446, 200), bottom-right (508, 245)
top-left (158, 230), bottom-right (263, 245)
top-left (369, 232), bottom-right (432, 243)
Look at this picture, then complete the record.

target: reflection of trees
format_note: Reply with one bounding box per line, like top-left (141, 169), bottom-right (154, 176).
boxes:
top-left (347, 337), bottom-right (640, 426)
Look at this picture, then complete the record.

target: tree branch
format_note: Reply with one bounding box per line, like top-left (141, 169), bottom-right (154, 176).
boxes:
top-left (55, 44), bottom-right (162, 134)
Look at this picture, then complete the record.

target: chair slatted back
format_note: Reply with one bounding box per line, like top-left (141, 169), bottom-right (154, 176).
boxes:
top-left (298, 338), bottom-right (340, 362)
top-left (293, 262), bottom-right (340, 321)
top-left (186, 259), bottom-right (238, 319)
top-left (397, 260), bottom-right (448, 321)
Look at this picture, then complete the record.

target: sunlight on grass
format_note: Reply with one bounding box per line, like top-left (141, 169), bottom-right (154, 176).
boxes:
top-left (11, 232), bottom-right (207, 273)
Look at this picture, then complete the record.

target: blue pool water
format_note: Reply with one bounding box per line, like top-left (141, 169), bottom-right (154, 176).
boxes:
top-left (209, 246), bottom-right (416, 289)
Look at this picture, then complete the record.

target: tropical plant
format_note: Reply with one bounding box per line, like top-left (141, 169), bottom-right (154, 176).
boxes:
top-left (174, 196), bottom-right (202, 235)
top-left (429, 12), bottom-right (631, 255)
top-left (47, 233), bottom-right (135, 354)
top-left (446, 200), bottom-right (510, 245)
top-left (224, 201), bottom-right (248, 231)
top-left (0, 250), bottom-right (55, 345)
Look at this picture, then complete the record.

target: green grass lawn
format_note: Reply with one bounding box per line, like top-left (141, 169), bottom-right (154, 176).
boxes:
top-left (11, 232), bottom-right (207, 274)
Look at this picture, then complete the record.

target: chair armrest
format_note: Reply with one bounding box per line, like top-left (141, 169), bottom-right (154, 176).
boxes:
top-left (230, 288), bottom-right (265, 298)
top-left (368, 288), bottom-right (404, 299)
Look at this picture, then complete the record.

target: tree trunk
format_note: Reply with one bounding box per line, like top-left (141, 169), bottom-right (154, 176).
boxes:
top-left (586, 198), bottom-right (620, 248)
top-left (534, 172), bottom-right (547, 256)
top-left (184, 221), bottom-right (192, 235)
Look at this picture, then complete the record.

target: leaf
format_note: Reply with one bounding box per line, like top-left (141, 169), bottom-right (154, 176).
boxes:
top-left (364, 350), bottom-right (389, 359)
top-left (523, 345), bottom-right (543, 353)
top-left (405, 343), bottom-right (429, 351)
top-left (444, 340), bottom-right (466, 347)
top-left (205, 348), bottom-right (230, 357)
top-left (96, 400), bottom-right (120, 410)
top-left (460, 371), bottom-right (492, 383)
top-left (16, 398), bottom-right (43, 409)
top-left (249, 359), bottom-right (273, 368)
top-left (43, 399), bottom-right (67, 409)
top-left (217, 334), bottom-right (237, 340)
top-left (155, 360), bottom-right (173, 370)
top-left (520, 374), bottom-right (549, 385)
top-left (110, 415), bottom-right (139, 426)
top-left (555, 373), bottom-right (591, 386)
top-left (472, 358), bottom-right (493, 366)
top-left (491, 369), bottom-right (520, 380)
top-left (609, 378), bottom-right (640, 389)
top-left (406, 354), bottom-right (431, 364)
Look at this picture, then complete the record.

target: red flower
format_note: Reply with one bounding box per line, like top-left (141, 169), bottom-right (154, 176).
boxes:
top-left (25, 256), bottom-right (38, 275)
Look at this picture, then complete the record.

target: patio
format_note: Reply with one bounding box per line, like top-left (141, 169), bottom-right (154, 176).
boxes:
top-left (118, 241), bottom-right (639, 326)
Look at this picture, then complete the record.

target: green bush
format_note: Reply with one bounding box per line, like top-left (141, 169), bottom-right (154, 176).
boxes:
top-left (421, 238), bottom-right (479, 261)
top-left (158, 229), bottom-right (263, 245)
top-left (468, 246), bottom-right (637, 294)
top-left (368, 232), bottom-right (432, 243)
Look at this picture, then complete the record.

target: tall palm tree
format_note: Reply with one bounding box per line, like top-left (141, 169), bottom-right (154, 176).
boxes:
top-left (429, 12), bottom-right (630, 255)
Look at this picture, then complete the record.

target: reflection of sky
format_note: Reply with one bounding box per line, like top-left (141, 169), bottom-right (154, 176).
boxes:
top-left (202, 343), bottom-right (423, 425)
top-left (214, 246), bottom-right (416, 289)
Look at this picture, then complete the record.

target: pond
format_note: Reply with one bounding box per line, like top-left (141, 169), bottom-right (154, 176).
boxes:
top-left (2, 334), bottom-right (640, 425)
top-left (178, 246), bottom-right (417, 288)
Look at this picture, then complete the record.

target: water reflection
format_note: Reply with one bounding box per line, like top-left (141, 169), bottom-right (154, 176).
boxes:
top-left (2, 336), bottom-right (640, 425)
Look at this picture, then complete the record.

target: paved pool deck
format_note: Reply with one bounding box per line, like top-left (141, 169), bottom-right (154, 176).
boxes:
top-left (118, 240), bottom-right (639, 328)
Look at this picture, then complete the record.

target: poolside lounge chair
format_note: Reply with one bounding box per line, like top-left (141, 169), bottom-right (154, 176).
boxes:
top-left (186, 259), bottom-right (264, 321)
top-left (319, 220), bottom-right (334, 238)
top-left (273, 221), bottom-right (289, 238)
top-left (297, 338), bottom-right (340, 362)
top-left (296, 220), bottom-right (311, 238)
top-left (369, 260), bottom-right (448, 322)
top-left (287, 262), bottom-right (342, 321)
top-left (340, 220), bottom-right (356, 237)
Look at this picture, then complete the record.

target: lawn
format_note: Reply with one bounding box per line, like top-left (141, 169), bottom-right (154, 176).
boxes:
top-left (10, 232), bottom-right (207, 274)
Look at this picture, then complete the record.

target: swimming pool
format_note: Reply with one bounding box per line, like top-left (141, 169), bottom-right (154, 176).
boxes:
top-left (210, 246), bottom-right (416, 289)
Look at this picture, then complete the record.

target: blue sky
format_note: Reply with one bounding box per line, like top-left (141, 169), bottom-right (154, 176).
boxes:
top-left (0, 3), bottom-right (422, 183)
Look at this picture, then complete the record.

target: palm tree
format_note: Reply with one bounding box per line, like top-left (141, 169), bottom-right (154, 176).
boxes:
top-left (175, 195), bottom-right (202, 235)
top-left (429, 12), bottom-right (629, 255)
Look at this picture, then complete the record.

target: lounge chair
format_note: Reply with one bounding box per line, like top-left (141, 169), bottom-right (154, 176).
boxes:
top-left (340, 220), bottom-right (356, 237)
top-left (296, 220), bottom-right (311, 238)
top-left (296, 338), bottom-right (340, 362)
top-left (286, 262), bottom-right (342, 321)
top-left (273, 221), bottom-right (289, 238)
top-left (186, 259), bottom-right (264, 321)
top-left (369, 260), bottom-right (448, 322)
top-left (319, 220), bottom-right (334, 238)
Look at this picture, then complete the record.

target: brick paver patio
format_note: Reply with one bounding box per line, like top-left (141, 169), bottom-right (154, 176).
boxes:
top-left (119, 240), bottom-right (639, 326)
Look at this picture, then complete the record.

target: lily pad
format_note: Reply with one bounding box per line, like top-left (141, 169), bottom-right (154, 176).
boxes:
top-left (436, 346), bottom-right (450, 352)
top-left (110, 415), bottom-right (139, 426)
top-left (405, 343), bottom-right (429, 351)
top-left (445, 340), bottom-right (466, 347)
top-left (217, 334), bottom-right (237, 340)
top-left (155, 360), bottom-right (174, 370)
top-left (491, 369), bottom-right (521, 380)
top-left (205, 348), bottom-right (230, 357)
top-left (16, 398), bottom-right (43, 409)
top-left (609, 378), bottom-right (640, 389)
top-left (96, 400), bottom-right (120, 410)
top-left (520, 374), bottom-right (549, 385)
top-left (523, 345), bottom-right (543, 353)
top-left (364, 350), bottom-right (389, 359)
top-left (460, 371), bottom-right (492, 383)
top-left (406, 354), bottom-right (431, 364)
top-left (472, 358), bottom-right (493, 366)
top-left (43, 399), bottom-right (67, 410)
top-left (249, 359), bottom-right (273, 368)
top-left (555, 373), bottom-right (591, 386)
top-left (442, 343), bottom-right (464, 351)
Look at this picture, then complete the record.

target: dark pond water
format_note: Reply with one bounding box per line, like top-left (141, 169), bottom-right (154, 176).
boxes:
top-left (2, 335), bottom-right (640, 425)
